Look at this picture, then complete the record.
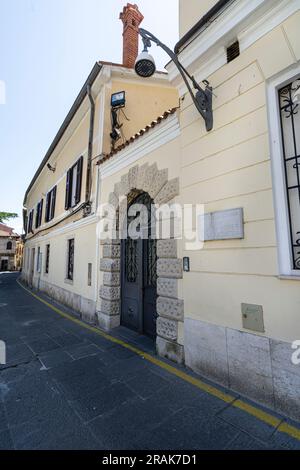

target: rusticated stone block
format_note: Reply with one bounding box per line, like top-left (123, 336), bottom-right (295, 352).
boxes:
top-left (118, 198), bottom-right (128, 233)
top-left (100, 237), bottom-right (119, 246)
top-left (100, 299), bottom-right (120, 316)
top-left (114, 181), bottom-right (123, 198)
top-left (120, 173), bottom-right (130, 196)
top-left (100, 258), bottom-right (120, 273)
top-left (136, 163), bottom-right (149, 189)
top-left (157, 239), bottom-right (177, 258)
top-left (157, 278), bottom-right (178, 299)
top-left (103, 244), bottom-right (120, 259)
top-left (149, 169), bottom-right (168, 199)
top-left (157, 296), bottom-right (184, 321)
top-left (99, 285), bottom-right (120, 301)
top-left (97, 311), bottom-right (120, 331)
top-left (143, 163), bottom-right (158, 194)
top-left (157, 317), bottom-right (178, 341)
top-left (156, 336), bottom-right (184, 364)
top-left (128, 165), bottom-right (139, 190)
top-left (157, 258), bottom-right (182, 279)
top-left (108, 191), bottom-right (119, 209)
top-left (103, 272), bottom-right (120, 287)
top-left (154, 178), bottom-right (180, 205)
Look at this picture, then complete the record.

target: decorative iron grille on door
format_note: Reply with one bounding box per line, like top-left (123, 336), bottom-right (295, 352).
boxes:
top-left (122, 191), bottom-right (157, 338)
top-left (279, 78), bottom-right (300, 270)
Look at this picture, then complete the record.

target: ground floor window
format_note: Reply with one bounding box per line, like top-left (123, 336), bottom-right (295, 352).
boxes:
top-left (67, 239), bottom-right (74, 281)
top-left (87, 263), bottom-right (92, 286)
top-left (45, 244), bottom-right (50, 274)
top-left (268, 66), bottom-right (300, 276)
top-left (36, 247), bottom-right (42, 273)
top-left (278, 77), bottom-right (300, 270)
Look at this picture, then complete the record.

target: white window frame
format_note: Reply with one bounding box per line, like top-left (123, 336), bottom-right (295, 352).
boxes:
top-left (267, 63), bottom-right (300, 278)
top-left (36, 247), bottom-right (42, 273)
top-left (65, 236), bottom-right (75, 283)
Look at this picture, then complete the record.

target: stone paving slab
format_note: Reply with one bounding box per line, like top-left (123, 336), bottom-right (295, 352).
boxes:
top-left (0, 272), bottom-right (300, 450)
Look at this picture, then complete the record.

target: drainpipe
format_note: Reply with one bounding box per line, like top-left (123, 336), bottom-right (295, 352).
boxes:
top-left (85, 84), bottom-right (95, 215)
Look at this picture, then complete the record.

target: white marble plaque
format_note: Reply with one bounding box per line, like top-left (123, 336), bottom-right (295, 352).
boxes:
top-left (199, 208), bottom-right (244, 241)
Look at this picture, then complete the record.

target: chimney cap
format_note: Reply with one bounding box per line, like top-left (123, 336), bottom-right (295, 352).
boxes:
top-left (119, 3), bottom-right (144, 23)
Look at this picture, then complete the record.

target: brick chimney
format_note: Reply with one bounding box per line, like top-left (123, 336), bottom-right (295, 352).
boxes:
top-left (120, 3), bottom-right (144, 68)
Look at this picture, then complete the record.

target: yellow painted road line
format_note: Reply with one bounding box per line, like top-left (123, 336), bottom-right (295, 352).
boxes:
top-left (16, 278), bottom-right (300, 442)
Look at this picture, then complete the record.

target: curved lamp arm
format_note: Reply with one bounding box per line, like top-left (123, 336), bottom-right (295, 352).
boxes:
top-left (139, 28), bottom-right (213, 131)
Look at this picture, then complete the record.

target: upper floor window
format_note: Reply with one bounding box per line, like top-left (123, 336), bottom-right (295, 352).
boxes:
top-left (27, 209), bottom-right (34, 234)
top-left (65, 156), bottom-right (83, 210)
top-left (45, 186), bottom-right (57, 223)
top-left (6, 241), bottom-right (12, 250)
top-left (35, 199), bottom-right (43, 228)
top-left (278, 78), bottom-right (300, 271)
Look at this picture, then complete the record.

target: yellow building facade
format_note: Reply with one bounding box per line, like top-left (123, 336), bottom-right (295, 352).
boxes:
top-left (22, 1), bottom-right (300, 420)
top-left (169, 0), bottom-right (300, 420)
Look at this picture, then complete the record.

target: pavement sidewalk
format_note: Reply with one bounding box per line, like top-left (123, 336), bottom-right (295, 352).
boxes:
top-left (0, 272), bottom-right (299, 450)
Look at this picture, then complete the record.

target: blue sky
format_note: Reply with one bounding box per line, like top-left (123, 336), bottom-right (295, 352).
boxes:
top-left (0, 0), bottom-right (178, 233)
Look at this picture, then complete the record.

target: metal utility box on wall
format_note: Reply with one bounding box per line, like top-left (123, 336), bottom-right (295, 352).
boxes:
top-left (241, 303), bottom-right (265, 333)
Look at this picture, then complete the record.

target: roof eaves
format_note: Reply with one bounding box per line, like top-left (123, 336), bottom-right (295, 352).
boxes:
top-left (174, 0), bottom-right (234, 54)
top-left (97, 107), bottom-right (178, 166)
top-left (23, 61), bottom-right (103, 206)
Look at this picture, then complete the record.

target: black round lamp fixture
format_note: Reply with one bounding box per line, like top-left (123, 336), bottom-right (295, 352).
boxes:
top-left (135, 51), bottom-right (156, 78)
top-left (135, 28), bottom-right (214, 132)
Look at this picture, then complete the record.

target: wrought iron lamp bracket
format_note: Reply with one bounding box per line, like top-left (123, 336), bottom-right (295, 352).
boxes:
top-left (139, 28), bottom-right (213, 131)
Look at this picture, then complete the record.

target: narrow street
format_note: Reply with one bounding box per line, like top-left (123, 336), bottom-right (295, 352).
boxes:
top-left (0, 272), bottom-right (299, 450)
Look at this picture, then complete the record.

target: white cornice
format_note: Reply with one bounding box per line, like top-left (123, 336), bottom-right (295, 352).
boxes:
top-left (100, 113), bottom-right (180, 179)
top-left (167, 0), bottom-right (299, 94)
top-left (238, 0), bottom-right (300, 52)
top-left (25, 214), bottom-right (99, 244)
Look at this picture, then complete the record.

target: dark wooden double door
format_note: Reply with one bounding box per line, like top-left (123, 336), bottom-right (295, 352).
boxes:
top-left (121, 192), bottom-right (157, 339)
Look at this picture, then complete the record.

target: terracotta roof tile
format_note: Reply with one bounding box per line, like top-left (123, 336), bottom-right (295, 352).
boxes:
top-left (97, 107), bottom-right (178, 166)
top-left (0, 223), bottom-right (13, 234)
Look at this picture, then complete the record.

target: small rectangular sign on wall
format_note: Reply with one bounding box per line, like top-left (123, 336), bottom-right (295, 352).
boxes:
top-left (199, 208), bottom-right (244, 241)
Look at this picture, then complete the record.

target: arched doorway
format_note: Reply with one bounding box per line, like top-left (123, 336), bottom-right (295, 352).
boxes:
top-left (98, 162), bottom-right (184, 363)
top-left (120, 191), bottom-right (157, 338)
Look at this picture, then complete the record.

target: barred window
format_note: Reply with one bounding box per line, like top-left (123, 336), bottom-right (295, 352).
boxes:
top-left (67, 238), bottom-right (75, 281)
top-left (45, 244), bottom-right (50, 274)
top-left (36, 247), bottom-right (42, 273)
top-left (278, 78), bottom-right (300, 270)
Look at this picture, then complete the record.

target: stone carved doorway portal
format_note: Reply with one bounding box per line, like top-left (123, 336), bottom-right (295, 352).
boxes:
top-left (99, 162), bottom-right (185, 364)
top-left (121, 191), bottom-right (157, 339)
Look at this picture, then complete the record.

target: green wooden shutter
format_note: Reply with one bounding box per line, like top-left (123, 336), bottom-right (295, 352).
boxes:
top-left (39, 199), bottom-right (43, 226)
top-left (75, 156), bottom-right (83, 205)
top-left (65, 170), bottom-right (71, 209)
top-left (51, 186), bottom-right (57, 220)
top-left (45, 192), bottom-right (50, 222)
